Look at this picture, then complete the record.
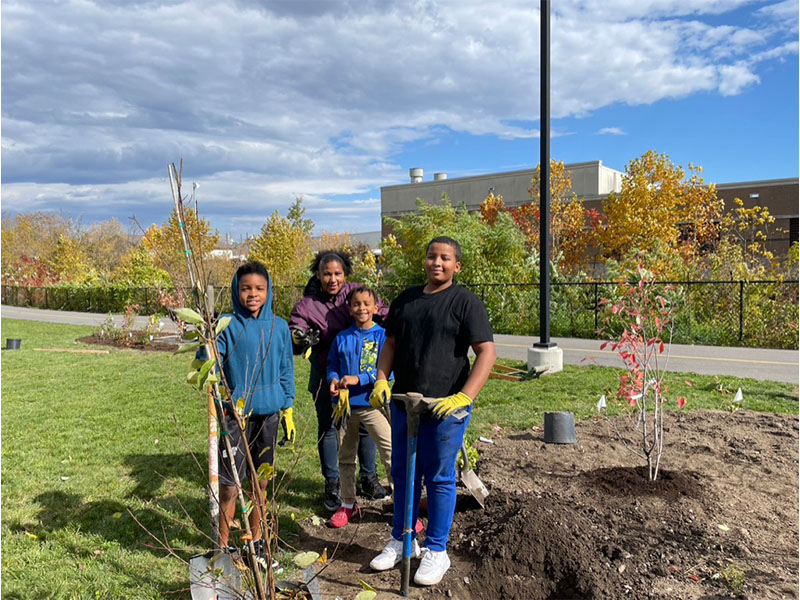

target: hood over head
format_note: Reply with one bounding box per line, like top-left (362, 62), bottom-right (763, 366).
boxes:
top-left (231, 268), bottom-right (274, 324)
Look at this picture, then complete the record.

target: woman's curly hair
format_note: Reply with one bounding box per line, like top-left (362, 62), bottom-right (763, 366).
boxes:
top-left (309, 249), bottom-right (353, 277)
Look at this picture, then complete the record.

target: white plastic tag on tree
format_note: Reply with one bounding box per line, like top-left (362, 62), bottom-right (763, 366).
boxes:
top-left (597, 394), bottom-right (607, 411)
top-left (733, 388), bottom-right (743, 403)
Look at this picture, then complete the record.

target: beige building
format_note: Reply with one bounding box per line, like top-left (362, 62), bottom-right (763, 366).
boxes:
top-left (380, 161), bottom-right (799, 255)
top-left (380, 160), bottom-right (623, 234)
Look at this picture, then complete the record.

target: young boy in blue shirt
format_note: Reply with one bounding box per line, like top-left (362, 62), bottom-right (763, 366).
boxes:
top-left (326, 285), bottom-right (393, 528)
top-left (208, 262), bottom-right (296, 567)
top-left (368, 236), bottom-right (496, 586)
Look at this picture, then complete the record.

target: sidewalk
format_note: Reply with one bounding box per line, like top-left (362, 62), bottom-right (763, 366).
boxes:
top-left (2, 305), bottom-right (797, 384)
top-left (1, 305), bottom-right (179, 333)
top-left (494, 334), bottom-right (798, 385)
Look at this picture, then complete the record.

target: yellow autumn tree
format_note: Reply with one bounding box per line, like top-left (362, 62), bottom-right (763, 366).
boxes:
top-left (497, 160), bottom-right (596, 275)
top-left (599, 150), bottom-right (722, 276)
top-left (47, 235), bottom-right (98, 283)
top-left (142, 208), bottom-right (219, 286)
top-left (706, 197), bottom-right (781, 280)
top-left (83, 219), bottom-right (134, 275)
top-left (312, 231), bottom-right (354, 254)
top-left (248, 209), bottom-right (312, 287)
top-left (479, 192), bottom-right (506, 226)
top-left (111, 244), bottom-right (171, 287)
top-left (1, 213), bottom-right (76, 280)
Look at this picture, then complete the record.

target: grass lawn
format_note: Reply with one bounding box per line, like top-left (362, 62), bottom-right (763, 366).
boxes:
top-left (2, 318), bottom-right (796, 599)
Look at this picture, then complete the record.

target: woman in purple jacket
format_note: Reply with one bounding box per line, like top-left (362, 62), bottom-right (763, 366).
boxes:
top-left (289, 250), bottom-right (390, 512)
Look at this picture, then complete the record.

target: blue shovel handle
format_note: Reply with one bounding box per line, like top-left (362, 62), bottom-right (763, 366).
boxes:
top-left (401, 429), bottom-right (418, 596)
top-left (393, 392), bottom-right (431, 597)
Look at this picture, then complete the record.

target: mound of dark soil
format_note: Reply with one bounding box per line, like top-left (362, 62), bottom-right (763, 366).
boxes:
top-left (449, 491), bottom-right (623, 599)
top-left (298, 409), bottom-right (798, 599)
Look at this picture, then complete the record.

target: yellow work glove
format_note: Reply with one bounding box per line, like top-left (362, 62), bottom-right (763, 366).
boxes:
top-left (369, 379), bottom-right (391, 410)
top-left (332, 388), bottom-right (350, 428)
top-left (279, 407), bottom-right (296, 447)
top-left (430, 392), bottom-right (472, 419)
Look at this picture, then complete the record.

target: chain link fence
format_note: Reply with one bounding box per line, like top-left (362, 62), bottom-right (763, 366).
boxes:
top-left (2, 280), bottom-right (797, 349)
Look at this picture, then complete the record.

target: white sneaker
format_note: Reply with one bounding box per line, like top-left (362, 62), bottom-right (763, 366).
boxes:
top-left (414, 548), bottom-right (450, 586)
top-left (369, 537), bottom-right (420, 571)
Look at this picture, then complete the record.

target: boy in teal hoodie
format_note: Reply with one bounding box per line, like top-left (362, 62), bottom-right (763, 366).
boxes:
top-left (210, 262), bottom-right (295, 563)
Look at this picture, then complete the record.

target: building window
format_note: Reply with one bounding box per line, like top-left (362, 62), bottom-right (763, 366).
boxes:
top-left (749, 193), bottom-right (760, 199)
top-left (790, 217), bottom-right (799, 246)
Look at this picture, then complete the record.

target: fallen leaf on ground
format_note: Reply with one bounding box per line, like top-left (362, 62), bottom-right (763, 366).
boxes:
top-left (293, 551), bottom-right (319, 568)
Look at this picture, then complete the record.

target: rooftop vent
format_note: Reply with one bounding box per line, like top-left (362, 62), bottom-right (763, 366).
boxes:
top-left (434, 172), bottom-right (448, 181)
top-left (410, 168), bottom-right (423, 183)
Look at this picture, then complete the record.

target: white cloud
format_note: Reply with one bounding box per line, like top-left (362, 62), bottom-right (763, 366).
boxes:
top-left (757, 0), bottom-right (799, 34)
top-left (718, 63), bottom-right (762, 95)
top-left (596, 127), bottom-right (626, 136)
top-left (1, 0), bottom-right (796, 236)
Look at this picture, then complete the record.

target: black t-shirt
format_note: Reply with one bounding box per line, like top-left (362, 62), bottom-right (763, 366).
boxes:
top-left (384, 283), bottom-right (494, 398)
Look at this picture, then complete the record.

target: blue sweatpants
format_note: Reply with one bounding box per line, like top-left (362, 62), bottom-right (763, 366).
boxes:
top-left (389, 401), bottom-right (470, 552)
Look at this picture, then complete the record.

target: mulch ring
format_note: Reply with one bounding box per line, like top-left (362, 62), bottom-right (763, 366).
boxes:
top-left (77, 334), bottom-right (180, 352)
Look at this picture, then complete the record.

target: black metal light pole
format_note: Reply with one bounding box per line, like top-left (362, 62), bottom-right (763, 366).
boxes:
top-left (535, 0), bottom-right (556, 349)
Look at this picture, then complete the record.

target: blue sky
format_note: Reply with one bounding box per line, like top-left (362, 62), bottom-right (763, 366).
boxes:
top-left (2, 0), bottom-right (797, 239)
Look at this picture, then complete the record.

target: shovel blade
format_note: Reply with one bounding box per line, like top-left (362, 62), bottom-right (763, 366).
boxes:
top-left (189, 551), bottom-right (247, 600)
top-left (461, 469), bottom-right (489, 508)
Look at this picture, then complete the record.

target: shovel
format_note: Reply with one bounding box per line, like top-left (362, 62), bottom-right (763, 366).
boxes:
top-left (189, 550), bottom-right (249, 600)
top-left (458, 442), bottom-right (489, 508)
top-left (391, 392), bottom-right (433, 597)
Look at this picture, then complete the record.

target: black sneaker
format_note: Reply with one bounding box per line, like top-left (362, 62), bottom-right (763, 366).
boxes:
top-left (324, 478), bottom-right (341, 512)
top-left (359, 474), bottom-right (389, 500)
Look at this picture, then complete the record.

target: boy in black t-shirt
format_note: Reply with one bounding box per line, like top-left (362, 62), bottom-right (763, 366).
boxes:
top-left (367, 236), bottom-right (496, 586)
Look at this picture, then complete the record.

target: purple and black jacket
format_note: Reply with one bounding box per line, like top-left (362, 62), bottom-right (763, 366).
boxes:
top-left (289, 279), bottom-right (388, 393)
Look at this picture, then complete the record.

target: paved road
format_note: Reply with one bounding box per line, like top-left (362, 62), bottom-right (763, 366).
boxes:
top-left (1, 305), bottom-right (178, 332)
top-left (495, 334), bottom-right (799, 384)
top-left (2, 305), bottom-right (797, 384)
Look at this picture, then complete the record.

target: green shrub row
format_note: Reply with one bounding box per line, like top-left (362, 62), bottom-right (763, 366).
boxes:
top-left (2, 280), bottom-right (797, 349)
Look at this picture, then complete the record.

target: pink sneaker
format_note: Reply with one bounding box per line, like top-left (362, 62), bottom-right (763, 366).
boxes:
top-left (330, 505), bottom-right (359, 528)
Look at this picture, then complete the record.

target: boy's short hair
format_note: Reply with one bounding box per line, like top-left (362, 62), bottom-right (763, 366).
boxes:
top-left (346, 284), bottom-right (377, 305)
top-left (309, 249), bottom-right (353, 276)
top-left (236, 261), bottom-right (270, 281)
top-left (426, 236), bottom-right (462, 262)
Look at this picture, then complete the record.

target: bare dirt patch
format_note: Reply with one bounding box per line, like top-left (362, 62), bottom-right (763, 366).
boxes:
top-left (298, 409), bottom-right (798, 599)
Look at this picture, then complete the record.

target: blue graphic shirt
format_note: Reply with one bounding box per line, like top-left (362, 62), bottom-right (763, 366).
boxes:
top-left (326, 322), bottom-right (390, 408)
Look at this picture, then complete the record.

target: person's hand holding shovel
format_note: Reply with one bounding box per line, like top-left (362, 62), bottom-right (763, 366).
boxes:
top-left (430, 391), bottom-right (472, 419)
top-left (369, 379), bottom-right (391, 409)
top-left (369, 379), bottom-right (392, 422)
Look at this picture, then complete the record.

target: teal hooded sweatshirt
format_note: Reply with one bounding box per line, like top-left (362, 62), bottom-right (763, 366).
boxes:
top-left (211, 270), bottom-right (294, 416)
